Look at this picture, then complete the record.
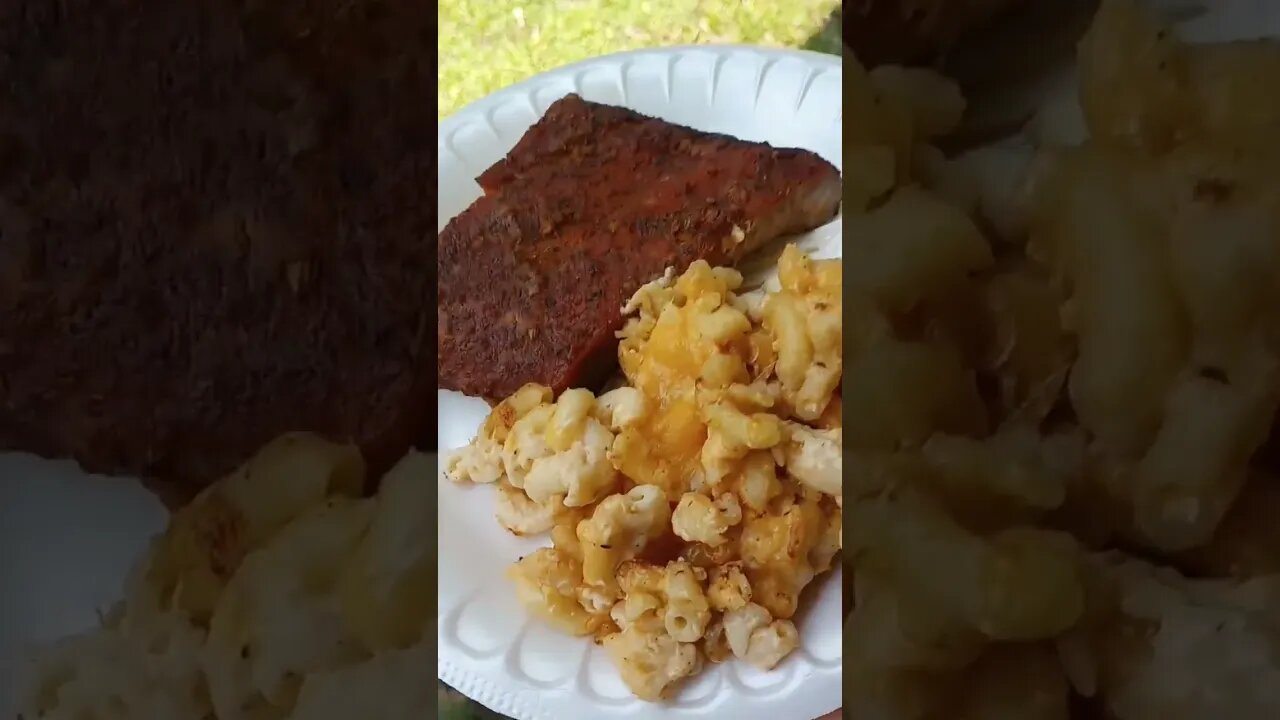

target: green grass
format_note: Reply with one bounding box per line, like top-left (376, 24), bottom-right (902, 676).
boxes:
top-left (439, 0), bottom-right (843, 119)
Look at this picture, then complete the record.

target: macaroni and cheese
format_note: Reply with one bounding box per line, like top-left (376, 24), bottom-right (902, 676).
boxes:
top-left (447, 244), bottom-right (844, 700)
top-left (23, 436), bottom-right (433, 719)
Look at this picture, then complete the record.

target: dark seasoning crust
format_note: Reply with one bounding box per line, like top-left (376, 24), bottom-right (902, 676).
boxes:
top-left (438, 94), bottom-right (841, 401)
top-left (0, 1), bottom-right (436, 504)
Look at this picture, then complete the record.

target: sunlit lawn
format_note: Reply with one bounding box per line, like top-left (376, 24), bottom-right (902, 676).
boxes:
top-left (439, 0), bottom-right (843, 118)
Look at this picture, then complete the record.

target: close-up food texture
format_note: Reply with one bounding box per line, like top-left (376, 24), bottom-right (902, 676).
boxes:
top-left (838, 0), bottom-right (1280, 718)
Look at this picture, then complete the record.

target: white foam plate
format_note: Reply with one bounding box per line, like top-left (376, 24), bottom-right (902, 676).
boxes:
top-left (437, 46), bottom-right (844, 720)
top-left (0, 457), bottom-right (168, 713)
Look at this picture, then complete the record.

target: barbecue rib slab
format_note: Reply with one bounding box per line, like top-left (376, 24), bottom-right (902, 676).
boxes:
top-left (0, 0), bottom-right (435, 505)
top-left (438, 94), bottom-right (842, 401)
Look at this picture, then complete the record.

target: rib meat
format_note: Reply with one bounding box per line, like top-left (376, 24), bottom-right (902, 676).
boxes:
top-left (0, 0), bottom-right (436, 505)
top-left (438, 94), bottom-right (841, 400)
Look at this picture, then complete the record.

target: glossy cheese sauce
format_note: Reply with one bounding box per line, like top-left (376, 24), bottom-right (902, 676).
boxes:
top-left (619, 316), bottom-right (706, 497)
top-left (616, 262), bottom-right (744, 497)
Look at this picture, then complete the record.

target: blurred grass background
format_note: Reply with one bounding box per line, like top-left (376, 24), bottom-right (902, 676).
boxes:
top-left (439, 0), bottom-right (843, 119)
top-left (437, 1), bottom-right (840, 717)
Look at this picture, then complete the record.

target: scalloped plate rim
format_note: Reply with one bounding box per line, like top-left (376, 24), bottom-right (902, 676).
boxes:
top-left (438, 44), bottom-right (842, 134)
